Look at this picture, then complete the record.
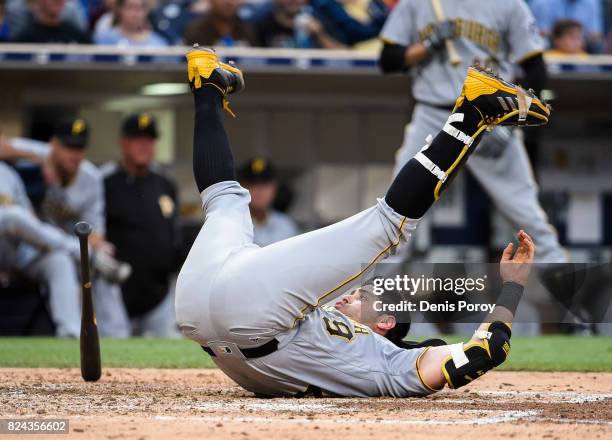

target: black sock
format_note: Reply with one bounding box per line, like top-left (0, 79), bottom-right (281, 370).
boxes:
top-left (192, 86), bottom-right (236, 193)
top-left (385, 105), bottom-right (484, 218)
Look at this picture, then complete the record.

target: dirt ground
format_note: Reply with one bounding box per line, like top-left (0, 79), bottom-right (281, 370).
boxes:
top-left (1, 369), bottom-right (611, 440)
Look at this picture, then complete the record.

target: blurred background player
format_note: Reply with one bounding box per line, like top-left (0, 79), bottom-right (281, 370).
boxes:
top-left (102, 113), bottom-right (182, 337)
top-left (0, 161), bottom-right (80, 337)
top-left (378, 0), bottom-right (577, 334)
top-left (0, 117), bottom-right (132, 336)
top-left (238, 157), bottom-right (300, 247)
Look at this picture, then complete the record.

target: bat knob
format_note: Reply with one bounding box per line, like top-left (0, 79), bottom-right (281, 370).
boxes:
top-left (74, 221), bottom-right (92, 237)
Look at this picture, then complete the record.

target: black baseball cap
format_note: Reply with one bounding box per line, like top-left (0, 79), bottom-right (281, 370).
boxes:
top-left (238, 157), bottom-right (277, 183)
top-left (121, 113), bottom-right (159, 139)
top-left (55, 116), bottom-right (89, 148)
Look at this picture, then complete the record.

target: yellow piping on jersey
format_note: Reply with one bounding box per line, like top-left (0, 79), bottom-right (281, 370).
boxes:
top-left (291, 216), bottom-right (408, 327)
top-left (415, 347), bottom-right (443, 393)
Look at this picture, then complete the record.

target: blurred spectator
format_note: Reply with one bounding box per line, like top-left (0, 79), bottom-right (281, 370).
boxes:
top-left (12, 0), bottom-right (90, 43)
top-left (0, 0), bottom-right (10, 41)
top-left (547, 19), bottom-right (588, 56)
top-left (150, 0), bottom-right (209, 45)
top-left (102, 113), bottom-right (182, 337)
top-left (252, 0), bottom-right (344, 48)
top-left (94, 0), bottom-right (168, 47)
top-left (528, 0), bottom-right (604, 53)
top-left (91, 0), bottom-right (116, 37)
top-left (310, 0), bottom-right (388, 47)
top-left (183, 0), bottom-right (256, 47)
top-left (238, 158), bottom-right (300, 247)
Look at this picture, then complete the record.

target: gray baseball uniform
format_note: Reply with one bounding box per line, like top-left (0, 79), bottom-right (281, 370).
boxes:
top-left (10, 138), bottom-right (105, 234)
top-left (0, 162), bottom-right (81, 337)
top-left (176, 181), bottom-right (432, 397)
top-left (380, 0), bottom-right (566, 263)
top-left (9, 138), bottom-right (127, 337)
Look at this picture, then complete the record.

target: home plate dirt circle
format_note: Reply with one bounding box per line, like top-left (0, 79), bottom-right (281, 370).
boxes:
top-left (2, 369), bottom-right (611, 439)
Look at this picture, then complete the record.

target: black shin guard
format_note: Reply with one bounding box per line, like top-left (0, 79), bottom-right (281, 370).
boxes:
top-left (385, 105), bottom-right (487, 218)
top-left (192, 86), bottom-right (236, 193)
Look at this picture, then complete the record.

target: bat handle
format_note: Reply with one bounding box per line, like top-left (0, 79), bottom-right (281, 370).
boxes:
top-left (74, 221), bottom-right (92, 283)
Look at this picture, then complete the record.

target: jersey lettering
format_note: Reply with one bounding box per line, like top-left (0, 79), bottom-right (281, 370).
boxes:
top-left (323, 317), bottom-right (354, 341)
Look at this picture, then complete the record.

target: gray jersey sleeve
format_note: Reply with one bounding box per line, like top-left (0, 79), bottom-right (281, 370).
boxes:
top-left (9, 137), bottom-right (51, 158)
top-left (504, 0), bottom-right (545, 62)
top-left (379, 0), bottom-right (415, 46)
top-left (0, 162), bottom-right (32, 211)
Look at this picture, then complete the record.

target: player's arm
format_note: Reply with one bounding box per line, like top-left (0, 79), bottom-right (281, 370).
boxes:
top-left (416, 231), bottom-right (535, 392)
top-left (518, 53), bottom-right (547, 98)
top-left (507, 0), bottom-right (547, 96)
top-left (379, 0), bottom-right (430, 72)
top-left (0, 136), bottom-right (49, 162)
top-left (379, 21), bottom-right (456, 72)
top-left (379, 41), bottom-right (428, 72)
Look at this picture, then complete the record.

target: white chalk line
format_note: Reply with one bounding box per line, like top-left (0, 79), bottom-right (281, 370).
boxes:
top-left (155, 410), bottom-right (543, 426)
top-left (476, 390), bottom-right (612, 404)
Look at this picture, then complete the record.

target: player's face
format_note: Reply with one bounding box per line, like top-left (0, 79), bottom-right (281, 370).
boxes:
top-left (51, 139), bottom-right (86, 177)
top-left (334, 289), bottom-right (380, 326)
top-left (121, 136), bottom-right (155, 169)
top-left (245, 181), bottom-right (277, 212)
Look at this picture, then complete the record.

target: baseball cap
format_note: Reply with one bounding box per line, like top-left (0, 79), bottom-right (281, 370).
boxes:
top-left (55, 116), bottom-right (89, 149)
top-left (121, 113), bottom-right (159, 139)
top-left (238, 157), bottom-right (277, 183)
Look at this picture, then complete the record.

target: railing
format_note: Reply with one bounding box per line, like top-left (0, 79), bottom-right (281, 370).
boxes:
top-left (1, 44), bottom-right (612, 77)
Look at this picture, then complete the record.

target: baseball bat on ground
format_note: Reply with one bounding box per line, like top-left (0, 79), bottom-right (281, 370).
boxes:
top-left (431, 0), bottom-right (462, 66)
top-left (74, 221), bottom-right (101, 382)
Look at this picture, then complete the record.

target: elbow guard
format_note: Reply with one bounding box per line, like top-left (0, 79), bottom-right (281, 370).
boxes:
top-left (379, 43), bottom-right (407, 73)
top-left (441, 321), bottom-right (512, 389)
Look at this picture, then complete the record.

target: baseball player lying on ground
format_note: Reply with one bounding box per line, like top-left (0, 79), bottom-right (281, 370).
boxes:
top-left (175, 47), bottom-right (549, 397)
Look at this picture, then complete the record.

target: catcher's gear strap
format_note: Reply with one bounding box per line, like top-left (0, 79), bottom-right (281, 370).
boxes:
top-left (442, 321), bottom-right (512, 389)
top-left (415, 152), bottom-right (448, 182)
top-left (443, 113), bottom-right (474, 147)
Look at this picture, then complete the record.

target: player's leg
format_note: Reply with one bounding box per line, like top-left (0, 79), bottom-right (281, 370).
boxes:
top-left (175, 48), bottom-right (252, 339)
top-left (0, 205), bottom-right (130, 283)
top-left (466, 135), bottom-right (566, 263)
top-left (18, 246), bottom-right (82, 337)
top-left (417, 232), bottom-right (533, 391)
top-left (93, 277), bottom-right (131, 338)
top-left (216, 67), bottom-right (551, 341)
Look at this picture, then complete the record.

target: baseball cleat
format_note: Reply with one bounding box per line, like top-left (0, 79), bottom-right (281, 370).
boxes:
top-left (186, 45), bottom-right (244, 116)
top-left (454, 65), bottom-right (551, 127)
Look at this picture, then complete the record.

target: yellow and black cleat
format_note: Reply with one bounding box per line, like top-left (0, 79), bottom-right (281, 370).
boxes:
top-left (186, 45), bottom-right (245, 116)
top-left (454, 65), bottom-right (551, 127)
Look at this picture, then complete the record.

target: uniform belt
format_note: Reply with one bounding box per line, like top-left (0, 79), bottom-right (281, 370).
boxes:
top-left (201, 338), bottom-right (279, 359)
top-left (416, 100), bottom-right (455, 111)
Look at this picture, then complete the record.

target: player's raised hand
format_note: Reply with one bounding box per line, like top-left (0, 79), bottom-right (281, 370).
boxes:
top-left (500, 230), bottom-right (536, 286)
